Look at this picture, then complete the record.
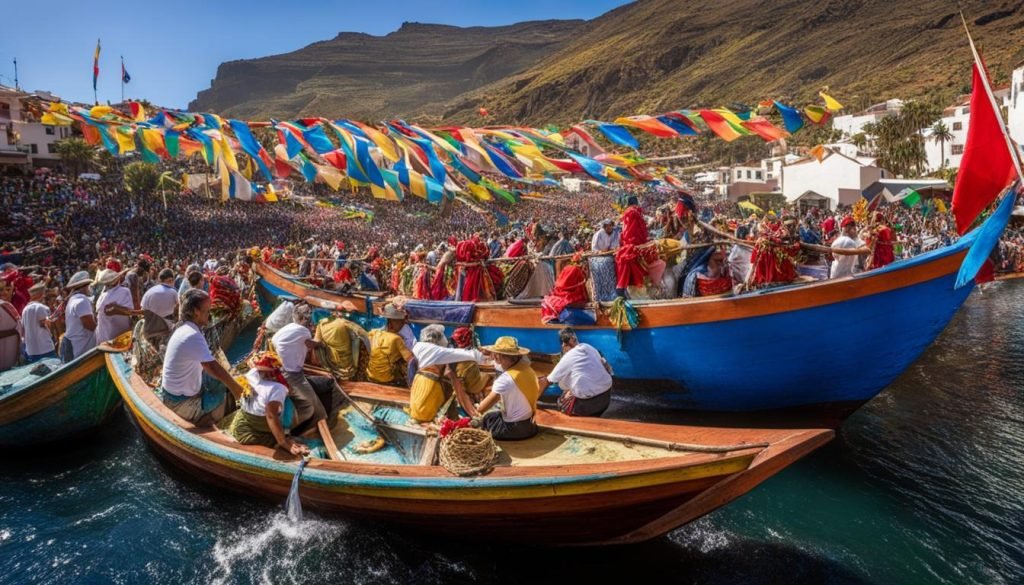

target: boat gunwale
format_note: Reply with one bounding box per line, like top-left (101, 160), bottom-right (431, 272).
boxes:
top-left (0, 349), bottom-right (109, 424)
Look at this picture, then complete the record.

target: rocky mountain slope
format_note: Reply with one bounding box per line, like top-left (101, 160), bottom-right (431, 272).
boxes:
top-left (192, 0), bottom-right (1024, 125)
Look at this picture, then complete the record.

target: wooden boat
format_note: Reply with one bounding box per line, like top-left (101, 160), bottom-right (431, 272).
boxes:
top-left (106, 351), bottom-right (832, 546)
top-left (994, 271), bottom-right (1024, 282)
top-left (254, 195), bottom-right (1014, 425)
top-left (0, 344), bottom-right (123, 448)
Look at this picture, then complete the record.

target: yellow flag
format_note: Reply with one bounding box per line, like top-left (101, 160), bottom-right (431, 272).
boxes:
top-left (819, 91), bottom-right (844, 112)
top-left (219, 158), bottom-right (230, 201)
top-left (934, 198), bottom-right (948, 213)
top-left (315, 164), bottom-right (343, 190)
top-left (265, 183), bottom-right (278, 202)
top-left (114, 127), bottom-right (136, 153)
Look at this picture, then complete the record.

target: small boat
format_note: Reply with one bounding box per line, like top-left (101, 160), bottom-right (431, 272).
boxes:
top-left (107, 351), bottom-right (832, 546)
top-left (0, 344), bottom-right (124, 448)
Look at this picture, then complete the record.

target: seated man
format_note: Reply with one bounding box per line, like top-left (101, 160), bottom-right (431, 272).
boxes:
top-left (220, 353), bottom-right (310, 456)
top-left (270, 305), bottom-right (339, 434)
top-left (366, 304), bottom-right (414, 386)
top-left (467, 336), bottom-right (540, 441)
top-left (408, 324), bottom-right (484, 423)
top-left (161, 289), bottom-right (245, 426)
top-left (450, 327), bottom-right (489, 402)
top-left (539, 328), bottom-right (613, 417)
top-left (682, 248), bottom-right (734, 297)
top-left (313, 301), bottom-right (369, 381)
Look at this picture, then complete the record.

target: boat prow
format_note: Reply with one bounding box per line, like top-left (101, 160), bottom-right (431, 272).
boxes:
top-left (0, 341), bottom-right (125, 448)
top-left (106, 351), bottom-right (832, 545)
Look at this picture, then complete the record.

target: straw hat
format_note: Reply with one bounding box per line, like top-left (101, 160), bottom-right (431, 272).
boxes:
top-left (248, 351), bottom-right (282, 372)
top-left (380, 303), bottom-right (407, 321)
top-left (482, 336), bottom-right (530, 356)
top-left (64, 271), bottom-right (93, 291)
top-left (28, 281), bottom-right (46, 295)
top-left (94, 268), bottom-right (123, 287)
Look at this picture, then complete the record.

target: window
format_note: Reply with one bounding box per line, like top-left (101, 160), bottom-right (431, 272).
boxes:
top-left (952, 122), bottom-right (963, 131)
top-left (29, 143), bottom-right (38, 154)
top-left (47, 143), bottom-right (57, 154)
top-left (746, 170), bottom-right (752, 179)
top-left (952, 144), bottom-right (964, 155)
top-left (756, 171), bottom-right (763, 180)
top-left (45, 126), bottom-right (54, 135)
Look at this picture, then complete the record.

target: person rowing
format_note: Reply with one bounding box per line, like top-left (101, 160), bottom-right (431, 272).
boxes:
top-left (469, 336), bottom-right (540, 440)
top-left (219, 352), bottom-right (310, 456)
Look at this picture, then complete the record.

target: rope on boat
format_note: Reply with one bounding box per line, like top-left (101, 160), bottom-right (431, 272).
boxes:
top-left (439, 427), bottom-right (497, 476)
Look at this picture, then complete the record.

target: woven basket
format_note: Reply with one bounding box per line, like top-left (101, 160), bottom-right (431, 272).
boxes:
top-left (439, 427), bottom-right (497, 476)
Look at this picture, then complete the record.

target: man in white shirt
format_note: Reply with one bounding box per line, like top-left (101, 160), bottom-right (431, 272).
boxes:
top-left (141, 268), bottom-right (179, 344)
top-left (95, 269), bottom-right (139, 344)
top-left (830, 217), bottom-right (872, 279)
top-left (271, 305), bottom-right (326, 432)
top-left (22, 282), bottom-right (55, 362)
top-left (161, 289), bottom-right (244, 425)
top-left (590, 219), bottom-right (621, 252)
top-left (467, 336), bottom-right (539, 440)
top-left (61, 271), bottom-right (97, 362)
top-left (539, 328), bottom-right (613, 417)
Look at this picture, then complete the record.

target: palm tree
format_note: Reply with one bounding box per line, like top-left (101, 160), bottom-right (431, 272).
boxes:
top-left (54, 137), bottom-right (97, 176)
top-left (850, 132), bottom-right (869, 154)
top-left (931, 121), bottom-right (953, 169)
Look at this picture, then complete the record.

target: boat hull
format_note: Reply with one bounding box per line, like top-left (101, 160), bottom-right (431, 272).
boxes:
top-left (106, 352), bottom-right (831, 546)
top-left (0, 349), bottom-right (121, 448)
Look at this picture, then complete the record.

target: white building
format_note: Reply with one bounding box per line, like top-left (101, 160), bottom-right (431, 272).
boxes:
top-left (832, 99), bottom-right (904, 138)
top-left (0, 85), bottom-right (71, 168)
top-left (1008, 63), bottom-right (1024, 148)
top-left (781, 148), bottom-right (889, 209)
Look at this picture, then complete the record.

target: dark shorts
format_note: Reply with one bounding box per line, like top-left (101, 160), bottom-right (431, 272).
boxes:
top-left (480, 411), bottom-right (537, 441)
top-left (558, 389), bottom-right (611, 417)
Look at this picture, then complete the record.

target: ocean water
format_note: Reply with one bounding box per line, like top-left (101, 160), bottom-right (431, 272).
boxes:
top-left (1, 281), bottom-right (1022, 584)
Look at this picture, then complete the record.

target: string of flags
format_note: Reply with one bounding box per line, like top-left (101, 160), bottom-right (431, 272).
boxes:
top-left (36, 91), bottom-right (844, 210)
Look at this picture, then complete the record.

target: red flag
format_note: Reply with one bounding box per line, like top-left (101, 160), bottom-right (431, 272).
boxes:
top-left (952, 64), bottom-right (1017, 234)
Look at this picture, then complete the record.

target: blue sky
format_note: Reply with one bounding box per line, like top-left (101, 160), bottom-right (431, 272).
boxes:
top-left (0, 1), bottom-right (629, 110)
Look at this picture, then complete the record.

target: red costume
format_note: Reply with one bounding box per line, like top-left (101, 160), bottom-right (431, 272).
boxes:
top-left (505, 238), bottom-right (527, 258)
top-left (749, 221), bottom-right (800, 287)
top-left (869, 225), bottom-right (895, 269)
top-left (541, 263), bottom-right (589, 323)
top-left (614, 204), bottom-right (656, 289)
top-left (455, 238), bottom-right (503, 302)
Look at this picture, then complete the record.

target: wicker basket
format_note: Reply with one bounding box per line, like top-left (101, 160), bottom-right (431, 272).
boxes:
top-left (439, 427), bottom-right (497, 476)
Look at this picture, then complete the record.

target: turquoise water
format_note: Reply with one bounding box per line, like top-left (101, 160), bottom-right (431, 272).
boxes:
top-left (1, 282), bottom-right (1022, 584)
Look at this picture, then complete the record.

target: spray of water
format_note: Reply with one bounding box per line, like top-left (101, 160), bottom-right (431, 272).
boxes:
top-left (285, 458), bottom-right (309, 523)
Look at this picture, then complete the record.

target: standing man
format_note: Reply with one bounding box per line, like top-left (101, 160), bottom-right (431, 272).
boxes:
top-left (539, 328), bottom-right (613, 417)
top-left (95, 269), bottom-right (139, 344)
top-left (141, 268), bottom-right (179, 345)
top-left (830, 217), bottom-right (872, 279)
top-left (161, 289), bottom-right (245, 426)
top-left (62, 271), bottom-right (97, 362)
top-left (124, 257), bottom-right (151, 310)
top-left (22, 282), bottom-right (56, 363)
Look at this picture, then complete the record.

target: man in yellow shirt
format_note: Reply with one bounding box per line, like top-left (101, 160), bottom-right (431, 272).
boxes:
top-left (314, 301), bottom-right (369, 381)
top-left (366, 304), bottom-right (413, 385)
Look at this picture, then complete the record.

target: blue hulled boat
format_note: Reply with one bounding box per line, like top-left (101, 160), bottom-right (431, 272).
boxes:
top-left (255, 192), bottom-right (1015, 425)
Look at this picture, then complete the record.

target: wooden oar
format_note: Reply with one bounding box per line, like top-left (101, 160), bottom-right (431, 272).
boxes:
top-left (314, 346), bottom-right (408, 459)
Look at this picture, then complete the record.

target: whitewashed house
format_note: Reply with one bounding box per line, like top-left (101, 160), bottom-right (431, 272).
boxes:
top-left (781, 148), bottom-right (889, 209)
top-left (1008, 62), bottom-right (1024, 149)
top-left (0, 85), bottom-right (71, 168)
top-left (832, 99), bottom-right (904, 138)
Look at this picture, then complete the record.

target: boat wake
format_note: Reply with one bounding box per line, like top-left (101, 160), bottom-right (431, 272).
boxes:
top-left (210, 512), bottom-right (346, 585)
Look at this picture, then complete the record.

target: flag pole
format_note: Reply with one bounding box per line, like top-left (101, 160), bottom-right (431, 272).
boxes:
top-left (120, 55), bottom-right (124, 104)
top-left (960, 11), bottom-right (1024, 183)
top-left (12, 57), bottom-right (18, 90)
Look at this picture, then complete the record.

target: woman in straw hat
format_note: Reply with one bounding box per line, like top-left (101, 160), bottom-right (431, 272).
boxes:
top-left (219, 352), bottom-right (309, 456)
top-left (467, 336), bottom-right (540, 440)
top-left (60, 271), bottom-right (97, 362)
